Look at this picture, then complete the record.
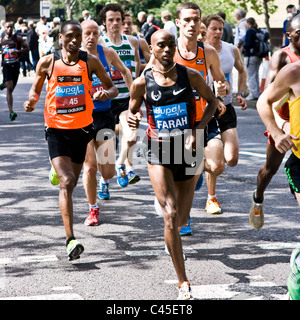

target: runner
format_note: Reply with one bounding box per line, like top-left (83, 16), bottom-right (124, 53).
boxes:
top-left (122, 12), bottom-right (151, 72)
top-left (256, 57), bottom-right (300, 301)
top-left (0, 21), bottom-right (29, 121)
top-left (99, 4), bottom-right (141, 187)
top-left (203, 14), bottom-right (247, 214)
top-left (24, 20), bottom-right (117, 260)
top-left (81, 19), bottom-right (127, 225)
top-left (249, 15), bottom-right (300, 229)
top-left (127, 29), bottom-right (218, 300)
top-left (173, 2), bottom-right (229, 233)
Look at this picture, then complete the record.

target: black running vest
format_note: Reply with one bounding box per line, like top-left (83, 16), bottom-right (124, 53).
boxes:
top-left (144, 63), bottom-right (196, 140)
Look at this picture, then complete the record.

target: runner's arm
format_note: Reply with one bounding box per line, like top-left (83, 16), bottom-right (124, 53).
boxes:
top-left (257, 64), bottom-right (298, 153)
top-left (88, 54), bottom-right (118, 101)
top-left (233, 46), bottom-right (247, 109)
top-left (127, 76), bottom-right (145, 128)
top-left (24, 55), bottom-right (51, 112)
top-left (110, 49), bottom-right (133, 90)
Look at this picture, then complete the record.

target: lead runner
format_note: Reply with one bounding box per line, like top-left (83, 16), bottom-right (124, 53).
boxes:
top-left (127, 29), bottom-right (218, 299)
top-left (24, 21), bottom-right (117, 261)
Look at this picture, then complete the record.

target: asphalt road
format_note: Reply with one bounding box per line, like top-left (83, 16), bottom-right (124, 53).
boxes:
top-left (0, 73), bottom-right (298, 303)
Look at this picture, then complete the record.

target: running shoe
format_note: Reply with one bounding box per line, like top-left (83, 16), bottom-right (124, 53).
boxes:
top-left (128, 170), bottom-right (140, 184)
top-left (84, 207), bottom-right (100, 226)
top-left (10, 112), bottom-right (17, 121)
top-left (178, 281), bottom-right (194, 300)
top-left (249, 191), bottom-right (264, 229)
top-left (66, 239), bottom-right (84, 261)
top-left (180, 218), bottom-right (193, 236)
top-left (98, 181), bottom-right (110, 200)
top-left (116, 164), bottom-right (128, 187)
top-left (49, 165), bottom-right (60, 186)
top-left (195, 173), bottom-right (203, 191)
top-left (287, 248), bottom-right (300, 300)
top-left (205, 197), bottom-right (222, 214)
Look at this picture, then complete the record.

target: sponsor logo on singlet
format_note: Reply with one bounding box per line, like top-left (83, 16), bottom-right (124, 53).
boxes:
top-left (153, 102), bottom-right (189, 131)
top-left (55, 84), bottom-right (86, 114)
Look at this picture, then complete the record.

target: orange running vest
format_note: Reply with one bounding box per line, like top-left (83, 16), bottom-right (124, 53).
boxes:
top-left (174, 41), bottom-right (207, 122)
top-left (45, 50), bottom-right (94, 129)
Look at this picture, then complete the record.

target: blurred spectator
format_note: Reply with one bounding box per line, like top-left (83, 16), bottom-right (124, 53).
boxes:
top-left (145, 14), bottom-right (160, 45)
top-left (283, 4), bottom-right (296, 47)
top-left (234, 8), bottom-right (247, 49)
top-left (218, 11), bottom-right (233, 43)
top-left (82, 10), bottom-right (92, 20)
top-left (49, 17), bottom-right (61, 52)
top-left (19, 25), bottom-right (33, 76)
top-left (137, 11), bottom-right (149, 37)
top-left (36, 15), bottom-right (50, 37)
top-left (27, 20), bottom-right (39, 71)
top-left (243, 17), bottom-right (262, 100)
top-left (14, 17), bottom-right (23, 32)
top-left (161, 10), bottom-right (177, 40)
top-left (39, 27), bottom-right (53, 57)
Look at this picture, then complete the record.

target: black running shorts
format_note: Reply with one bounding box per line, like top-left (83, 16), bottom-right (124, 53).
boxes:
top-left (143, 135), bottom-right (203, 182)
top-left (45, 124), bottom-right (94, 164)
top-left (111, 98), bottom-right (129, 125)
top-left (92, 109), bottom-right (115, 140)
top-left (215, 103), bottom-right (237, 133)
top-left (285, 152), bottom-right (300, 195)
top-left (3, 63), bottom-right (20, 87)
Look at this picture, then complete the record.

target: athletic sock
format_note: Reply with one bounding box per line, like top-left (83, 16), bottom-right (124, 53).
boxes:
top-left (253, 191), bottom-right (264, 204)
top-left (66, 236), bottom-right (76, 247)
top-left (100, 177), bottom-right (110, 184)
top-left (208, 194), bottom-right (216, 200)
top-left (126, 166), bottom-right (133, 173)
top-left (89, 203), bottom-right (98, 210)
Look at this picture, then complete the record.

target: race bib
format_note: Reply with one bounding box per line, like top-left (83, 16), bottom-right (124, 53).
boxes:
top-left (153, 102), bottom-right (189, 132)
top-left (55, 84), bottom-right (86, 114)
top-left (91, 73), bottom-right (106, 96)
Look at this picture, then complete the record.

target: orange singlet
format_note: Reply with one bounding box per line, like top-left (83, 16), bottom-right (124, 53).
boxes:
top-left (174, 41), bottom-right (207, 122)
top-left (45, 50), bottom-right (94, 129)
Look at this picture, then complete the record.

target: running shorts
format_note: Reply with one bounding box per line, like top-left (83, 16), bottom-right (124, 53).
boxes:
top-left (92, 109), bottom-right (115, 141)
top-left (111, 98), bottom-right (130, 125)
top-left (3, 63), bottom-right (20, 87)
top-left (285, 152), bottom-right (300, 195)
top-left (143, 135), bottom-right (204, 182)
top-left (45, 124), bottom-right (94, 164)
top-left (216, 103), bottom-right (237, 133)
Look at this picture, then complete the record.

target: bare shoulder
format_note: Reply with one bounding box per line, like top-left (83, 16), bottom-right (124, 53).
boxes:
top-left (127, 34), bottom-right (139, 47)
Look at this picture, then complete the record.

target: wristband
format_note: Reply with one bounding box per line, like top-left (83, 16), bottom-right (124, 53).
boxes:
top-left (217, 96), bottom-right (224, 102)
top-left (237, 92), bottom-right (244, 97)
top-left (281, 121), bottom-right (288, 131)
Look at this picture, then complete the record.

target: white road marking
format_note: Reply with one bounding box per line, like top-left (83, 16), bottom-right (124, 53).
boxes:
top-left (0, 255), bottom-right (58, 265)
top-left (0, 293), bottom-right (83, 300)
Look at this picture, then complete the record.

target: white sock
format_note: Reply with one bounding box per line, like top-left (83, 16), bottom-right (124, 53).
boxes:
top-left (100, 176), bottom-right (110, 184)
top-left (116, 158), bottom-right (123, 168)
top-left (208, 194), bottom-right (216, 200)
top-left (89, 203), bottom-right (98, 210)
top-left (126, 166), bottom-right (133, 173)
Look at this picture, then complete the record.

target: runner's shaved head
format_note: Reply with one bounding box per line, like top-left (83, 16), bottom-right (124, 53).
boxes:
top-left (150, 29), bottom-right (175, 45)
top-left (81, 19), bottom-right (99, 30)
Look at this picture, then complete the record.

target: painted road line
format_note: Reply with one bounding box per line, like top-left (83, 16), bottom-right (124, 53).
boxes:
top-left (0, 255), bottom-right (58, 265)
top-left (0, 293), bottom-right (84, 300)
top-left (191, 282), bottom-right (287, 300)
